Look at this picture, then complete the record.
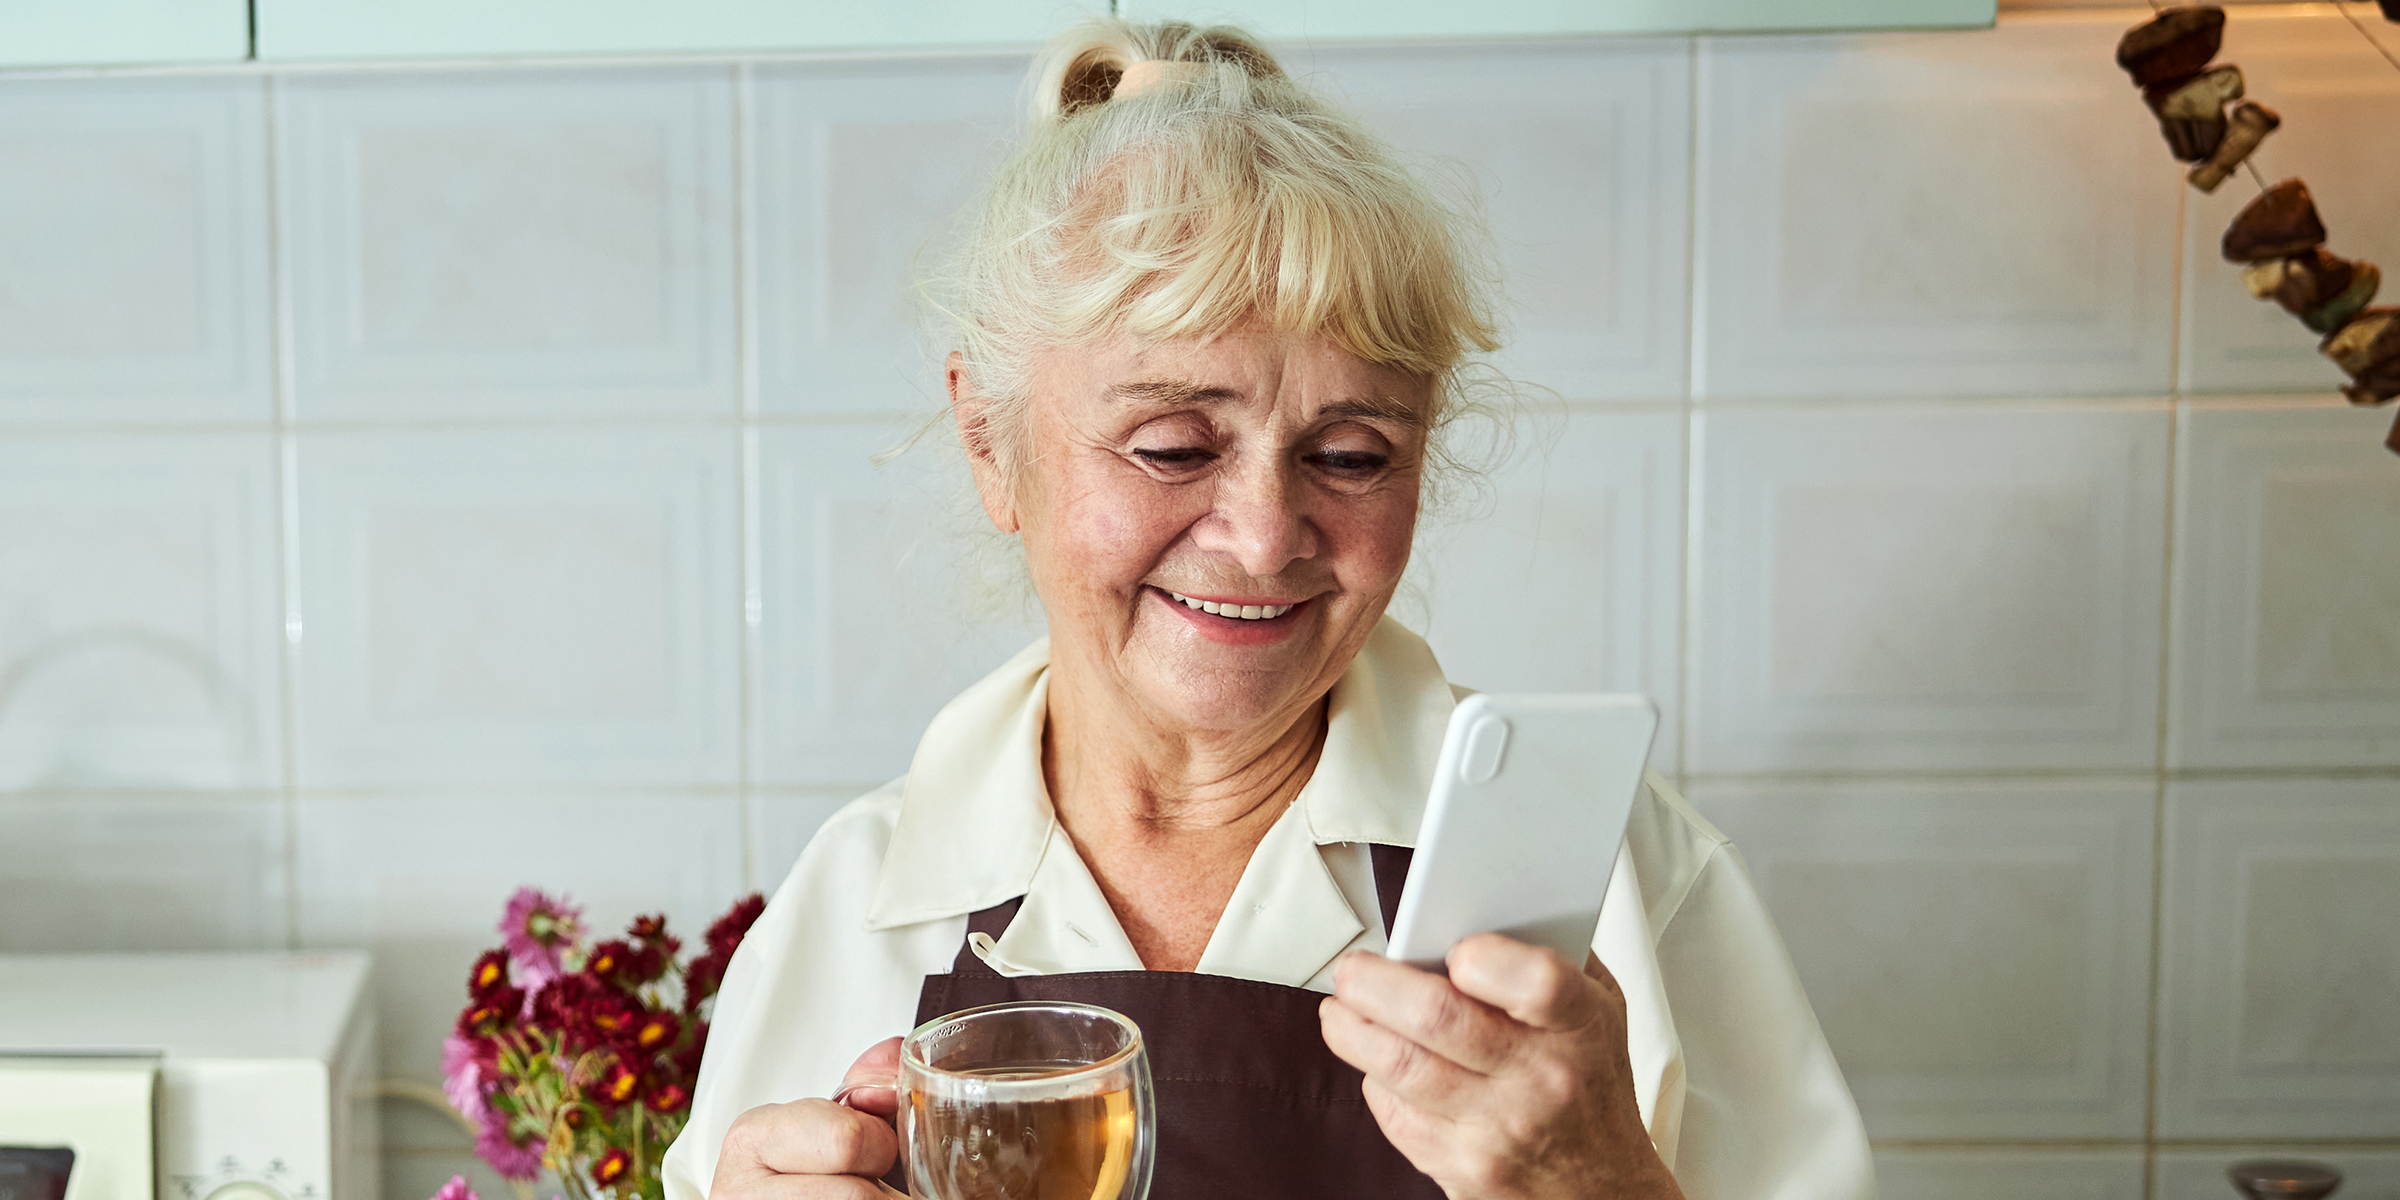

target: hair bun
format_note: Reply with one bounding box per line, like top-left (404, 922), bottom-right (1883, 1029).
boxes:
top-left (1032, 18), bottom-right (1286, 121)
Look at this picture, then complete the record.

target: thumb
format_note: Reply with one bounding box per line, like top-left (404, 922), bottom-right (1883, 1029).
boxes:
top-left (832, 1036), bottom-right (905, 1120)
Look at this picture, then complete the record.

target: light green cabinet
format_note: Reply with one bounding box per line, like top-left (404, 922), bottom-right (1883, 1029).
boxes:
top-left (253, 0), bottom-right (1100, 61)
top-left (1, 0), bottom-right (249, 67)
top-left (1121, 0), bottom-right (1995, 38)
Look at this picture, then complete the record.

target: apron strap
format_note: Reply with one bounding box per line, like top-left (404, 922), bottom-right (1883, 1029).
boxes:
top-left (943, 845), bottom-right (1415, 977)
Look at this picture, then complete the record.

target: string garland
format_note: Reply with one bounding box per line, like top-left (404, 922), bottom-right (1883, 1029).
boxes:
top-left (2114, 4), bottom-right (2400, 456)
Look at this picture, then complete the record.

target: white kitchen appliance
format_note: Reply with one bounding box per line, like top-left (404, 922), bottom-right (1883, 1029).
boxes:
top-left (0, 953), bottom-right (377, 1200)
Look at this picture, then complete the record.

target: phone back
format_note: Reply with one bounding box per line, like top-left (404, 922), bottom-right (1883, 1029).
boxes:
top-left (1384, 693), bottom-right (1659, 968)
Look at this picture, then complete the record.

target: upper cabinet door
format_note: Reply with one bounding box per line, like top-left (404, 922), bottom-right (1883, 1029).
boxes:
top-left (255, 0), bottom-right (1100, 60)
top-left (1117, 0), bottom-right (1994, 38)
top-left (2, 0), bottom-right (249, 67)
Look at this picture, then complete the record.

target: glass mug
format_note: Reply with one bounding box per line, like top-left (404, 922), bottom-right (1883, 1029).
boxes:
top-left (898, 1001), bottom-right (1156, 1200)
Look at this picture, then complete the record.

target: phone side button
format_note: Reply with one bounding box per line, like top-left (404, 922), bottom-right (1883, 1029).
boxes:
top-left (1460, 715), bottom-right (1510, 783)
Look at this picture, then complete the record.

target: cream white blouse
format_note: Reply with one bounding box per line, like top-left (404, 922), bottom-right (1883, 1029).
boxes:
top-left (664, 619), bottom-right (1877, 1200)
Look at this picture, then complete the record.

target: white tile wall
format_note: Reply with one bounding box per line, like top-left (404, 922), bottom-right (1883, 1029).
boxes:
top-left (2159, 777), bottom-right (2400, 1139)
top-left (2, 12), bottom-right (2396, 1192)
top-left (750, 787), bottom-right (860, 887)
top-left (1693, 779), bottom-right (2156, 1138)
top-left (0, 793), bottom-right (286, 952)
top-left (1297, 41), bottom-right (1692, 402)
top-left (1406, 407), bottom-right (1685, 763)
top-left (2180, 9), bottom-right (2400, 396)
top-left (294, 790), bottom-right (742, 1082)
top-left (294, 428), bottom-right (741, 786)
top-left (1691, 403), bottom-right (2171, 773)
top-left (0, 433), bottom-right (283, 789)
top-left (1698, 16), bottom-right (2179, 400)
top-left (753, 423), bottom-right (1046, 785)
top-left (749, 59), bottom-right (1027, 415)
top-left (279, 69), bottom-right (738, 421)
top-left (1873, 1150), bottom-right (2146, 1200)
top-left (0, 77), bottom-right (272, 425)
top-left (2171, 400), bottom-right (2400, 769)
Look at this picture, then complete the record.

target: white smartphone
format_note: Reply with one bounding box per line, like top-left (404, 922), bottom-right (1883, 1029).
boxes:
top-left (1383, 693), bottom-right (1660, 968)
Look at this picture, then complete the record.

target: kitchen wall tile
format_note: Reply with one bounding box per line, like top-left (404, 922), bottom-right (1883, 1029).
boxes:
top-left (749, 59), bottom-right (1026, 416)
top-left (2159, 777), bottom-right (2400, 1138)
top-left (1690, 404), bottom-right (2169, 773)
top-left (2155, 1148), bottom-right (2400, 1200)
top-left (1698, 16), bottom-right (2178, 400)
top-left (0, 433), bottom-right (282, 789)
top-left (2180, 10), bottom-right (2400, 395)
top-left (1293, 40), bottom-right (1692, 402)
top-left (1692, 779), bottom-right (2155, 1137)
top-left (749, 788), bottom-right (860, 892)
top-left (0, 77), bottom-right (271, 425)
top-left (279, 70), bottom-right (737, 421)
top-left (294, 428), bottom-right (740, 786)
top-left (0, 793), bottom-right (286, 952)
top-left (1872, 1149), bottom-right (2145, 1200)
top-left (295, 790), bottom-right (742, 1082)
top-left (2171, 401), bottom-right (2400, 769)
top-left (752, 424), bottom-right (1044, 786)
top-left (1405, 407), bottom-right (1684, 764)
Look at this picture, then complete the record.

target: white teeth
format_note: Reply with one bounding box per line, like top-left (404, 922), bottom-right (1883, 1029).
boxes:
top-left (1166, 591), bottom-right (1293, 620)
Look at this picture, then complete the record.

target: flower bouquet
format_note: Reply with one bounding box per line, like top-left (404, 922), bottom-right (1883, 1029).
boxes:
top-left (440, 887), bottom-right (766, 1200)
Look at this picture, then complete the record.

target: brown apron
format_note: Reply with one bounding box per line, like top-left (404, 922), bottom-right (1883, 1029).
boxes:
top-left (892, 845), bottom-right (1446, 1200)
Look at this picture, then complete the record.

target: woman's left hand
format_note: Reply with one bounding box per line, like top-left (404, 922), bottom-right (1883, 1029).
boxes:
top-left (1319, 934), bottom-right (1684, 1200)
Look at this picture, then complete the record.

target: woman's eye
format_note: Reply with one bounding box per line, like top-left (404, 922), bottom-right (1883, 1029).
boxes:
top-left (1310, 450), bottom-right (1389, 475)
top-left (1132, 447), bottom-right (1215, 469)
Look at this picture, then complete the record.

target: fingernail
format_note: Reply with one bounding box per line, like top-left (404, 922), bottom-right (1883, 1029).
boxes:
top-left (832, 1084), bottom-right (894, 1109)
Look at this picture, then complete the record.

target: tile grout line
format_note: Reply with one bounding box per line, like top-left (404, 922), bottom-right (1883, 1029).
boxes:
top-left (1677, 33), bottom-right (1708, 782)
top-left (2145, 155), bottom-right (2193, 1199)
top-left (734, 61), bottom-right (762, 897)
top-left (264, 71), bottom-right (307, 954)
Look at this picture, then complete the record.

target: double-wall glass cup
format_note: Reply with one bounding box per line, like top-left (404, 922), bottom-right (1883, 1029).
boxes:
top-left (898, 1001), bottom-right (1155, 1200)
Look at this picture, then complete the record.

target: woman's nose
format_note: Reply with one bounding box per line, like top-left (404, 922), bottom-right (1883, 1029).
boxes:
top-left (1194, 460), bottom-right (1319, 579)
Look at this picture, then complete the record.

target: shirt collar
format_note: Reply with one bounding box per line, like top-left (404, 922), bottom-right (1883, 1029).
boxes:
top-left (863, 616), bottom-right (1458, 933)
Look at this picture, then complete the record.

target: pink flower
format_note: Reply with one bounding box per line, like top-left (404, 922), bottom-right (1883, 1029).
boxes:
top-left (499, 887), bottom-right (584, 988)
top-left (474, 1108), bottom-right (545, 1181)
top-left (430, 1177), bottom-right (477, 1200)
top-left (440, 1033), bottom-right (490, 1125)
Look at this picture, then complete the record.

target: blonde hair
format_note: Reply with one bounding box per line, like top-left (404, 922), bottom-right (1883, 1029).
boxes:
top-left (932, 17), bottom-right (1506, 480)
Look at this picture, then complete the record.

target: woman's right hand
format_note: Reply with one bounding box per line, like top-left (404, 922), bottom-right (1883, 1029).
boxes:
top-left (709, 1038), bottom-right (906, 1200)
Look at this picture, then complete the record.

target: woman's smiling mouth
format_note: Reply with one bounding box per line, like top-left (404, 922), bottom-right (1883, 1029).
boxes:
top-left (1164, 590), bottom-right (1297, 620)
top-left (1151, 586), bottom-right (1310, 645)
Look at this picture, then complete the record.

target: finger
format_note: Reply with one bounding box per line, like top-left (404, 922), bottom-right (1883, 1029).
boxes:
top-left (1320, 995), bottom-right (1486, 1117)
top-left (832, 1036), bottom-right (904, 1119)
top-left (1446, 933), bottom-right (1603, 1032)
top-left (712, 1175), bottom-right (898, 1200)
top-left (733, 1099), bottom-right (901, 1178)
top-left (1331, 951), bottom-right (1515, 1074)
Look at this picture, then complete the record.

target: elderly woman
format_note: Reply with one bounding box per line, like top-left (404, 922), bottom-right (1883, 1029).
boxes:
top-left (664, 18), bottom-right (1872, 1200)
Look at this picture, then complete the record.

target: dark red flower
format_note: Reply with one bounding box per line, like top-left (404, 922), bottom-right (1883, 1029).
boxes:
top-left (529, 973), bottom-right (601, 1037)
top-left (705, 894), bottom-right (766, 958)
top-left (681, 952), bottom-right (726, 1013)
top-left (455, 986), bottom-right (524, 1039)
top-left (587, 939), bottom-right (666, 993)
top-left (591, 1147), bottom-right (632, 1188)
top-left (585, 939), bottom-right (631, 982)
top-left (630, 1010), bottom-right (681, 1056)
top-left (594, 1060), bottom-right (643, 1110)
top-left (627, 913), bottom-right (682, 957)
top-left (561, 1103), bottom-right (592, 1131)
top-left (466, 949), bottom-right (512, 999)
top-left (646, 1078), bottom-right (690, 1113)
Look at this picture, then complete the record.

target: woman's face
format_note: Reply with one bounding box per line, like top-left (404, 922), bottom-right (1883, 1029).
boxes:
top-left (965, 319), bottom-right (1432, 738)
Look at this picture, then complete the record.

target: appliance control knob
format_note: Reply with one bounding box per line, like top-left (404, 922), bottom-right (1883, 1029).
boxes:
top-left (204, 1183), bottom-right (288, 1200)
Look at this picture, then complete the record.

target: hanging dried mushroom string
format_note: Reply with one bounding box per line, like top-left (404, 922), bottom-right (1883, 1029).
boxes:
top-left (2115, 4), bottom-right (2400, 456)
